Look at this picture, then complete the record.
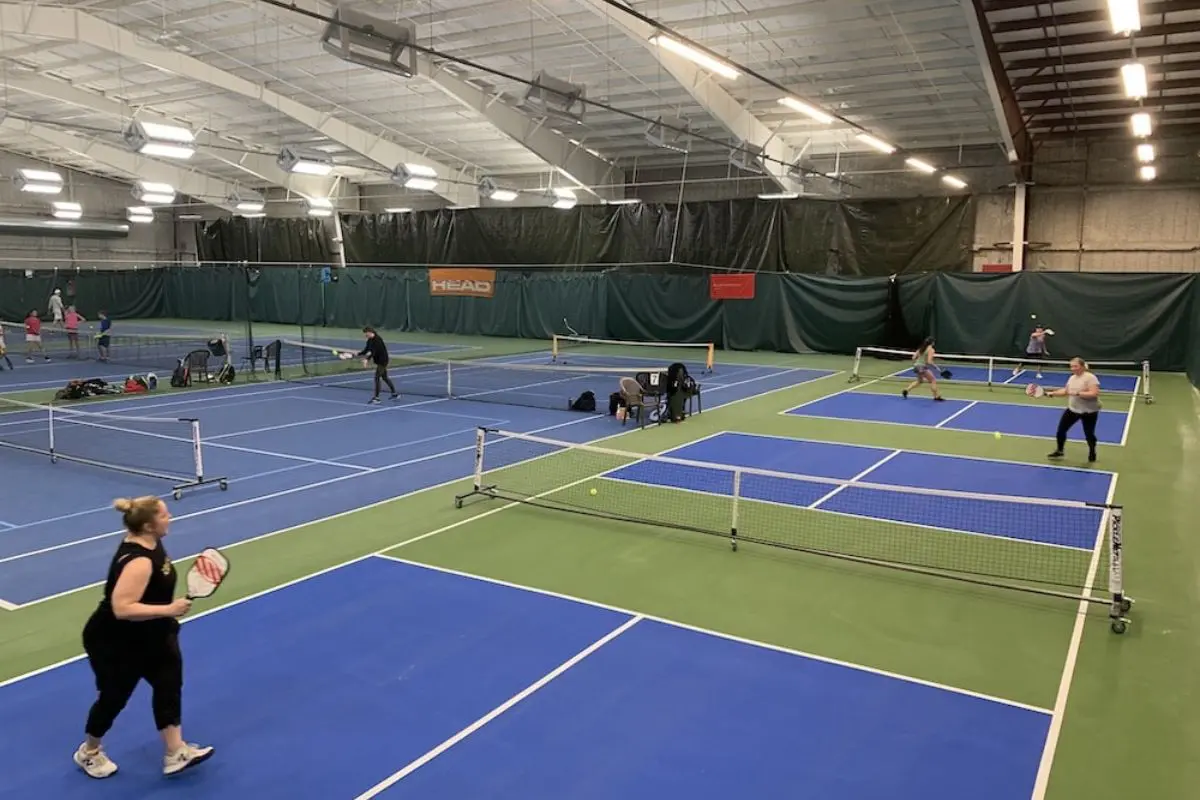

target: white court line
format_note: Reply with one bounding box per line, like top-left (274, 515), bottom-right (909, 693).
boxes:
top-left (3, 374), bottom-right (814, 609)
top-left (353, 615), bottom-right (644, 798)
top-left (934, 400), bottom-right (979, 429)
top-left (374, 554), bottom-right (1053, 715)
top-left (1031, 473), bottom-right (1120, 799)
top-left (1119, 389), bottom-right (1137, 447)
top-left (779, 409), bottom-right (1126, 447)
top-left (712, 430), bottom-right (1116, 478)
top-left (0, 598), bottom-right (17, 611)
top-left (290, 393), bottom-right (511, 423)
top-left (806, 450), bottom-right (902, 508)
top-left (781, 376), bottom-right (884, 412)
top-left (0, 521), bottom-right (16, 530)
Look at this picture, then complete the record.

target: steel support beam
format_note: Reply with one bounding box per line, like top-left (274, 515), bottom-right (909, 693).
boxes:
top-left (0, 2), bottom-right (476, 207)
top-left (960, 0), bottom-right (1031, 178)
top-left (2, 72), bottom-right (335, 198)
top-left (0, 117), bottom-right (242, 213)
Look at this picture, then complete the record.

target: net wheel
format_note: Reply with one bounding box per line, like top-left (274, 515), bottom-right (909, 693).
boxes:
top-left (454, 498), bottom-right (463, 509)
top-left (1120, 597), bottom-right (1134, 614)
top-left (730, 541), bottom-right (738, 552)
top-left (173, 489), bottom-right (183, 501)
top-left (220, 480), bottom-right (229, 491)
top-left (1111, 619), bottom-right (1128, 635)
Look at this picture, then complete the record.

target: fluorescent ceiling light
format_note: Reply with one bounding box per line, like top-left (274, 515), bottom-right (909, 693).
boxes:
top-left (1108, 0), bottom-right (1141, 34)
top-left (1120, 63), bottom-right (1148, 99)
top-left (177, 213), bottom-right (204, 221)
top-left (236, 201), bottom-right (265, 213)
top-left (856, 133), bottom-right (896, 154)
top-left (306, 196), bottom-right (333, 217)
top-left (123, 120), bottom-right (196, 160)
top-left (605, 198), bottom-right (641, 205)
top-left (307, 208), bottom-right (333, 217)
top-left (16, 167), bottom-right (64, 194)
top-left (757, 192), bottom-right (799, 200)
top-left (649, 35), bottom-right (739, 81)
top-left (905, 157), bottom-right (937, 174)
top-left (384, 207), bottom-right (412, 213)
top-left (1136, 143), bottom-right (1155, 162)
top-left (1139, 165), bottom-right (1156, 180)
top-left (777, 96), bottom-right (833, 125)
top-left (277, 147), bottom-right (334, 176)
top-left (240, 213), bottom-right (266, 219)
top-left (551, 187), bottom-right (577, 210)
top-left (941, 175), bottom-right (968, 190)
top-left (134, 181), bottom-right (176, 204)
top-left (489, 189), bottom-right (518, 203)
top-left (127, 206), bottom-right (154, 223)
top-left (52, 201), bottom-right (82, 220)
top-left (392, 162), bottom-right (438, 191)
top-left (1130, 112), bottom-right (1152, 137)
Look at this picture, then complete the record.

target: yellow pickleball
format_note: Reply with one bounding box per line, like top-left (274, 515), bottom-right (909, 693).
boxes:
top-left (993, 431), bottom-right (1002, 440)
top-left (589, 488), bottom-right (598, 496)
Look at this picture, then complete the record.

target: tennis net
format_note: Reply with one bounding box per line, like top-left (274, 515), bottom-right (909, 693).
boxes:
top-left (454, 427), bottom-right (1132, 633)
top-left (0, 397), bottom-right (228, 498)
top-left (273, 338), bottom-right (662, 413)
top-left (552, 334), bottom-right (715, 372)
top-left (850, 346), bottom-right (1152, 402)
top-left (1, 320), bottom-right (231, 375)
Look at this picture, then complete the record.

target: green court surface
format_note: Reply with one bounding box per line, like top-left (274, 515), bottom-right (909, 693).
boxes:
top-left (1, 329), bottom-right (1197, 800)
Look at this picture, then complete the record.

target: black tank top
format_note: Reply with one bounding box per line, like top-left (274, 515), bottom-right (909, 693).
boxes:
top-left (87, 538), bottom-right (178, 639)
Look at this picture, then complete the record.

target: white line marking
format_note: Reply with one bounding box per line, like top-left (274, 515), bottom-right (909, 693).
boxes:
top-left (1119, 388), bottom-right (1137, 447)
top-left (780, 410), bottom-right (1126, 447)
top-left (0, 521), bottom-right (17, 530)
top-left (374, 554), bottom-right (1053, 715)
top-left (934, 400), bottom-right (979, 428)
top-left (1031, 472), bottom-right (1120, 799)
top-left (352, 616), bottom-right (644, 798)
top-left (10, 370), bottom-right (809, 604)
top-left (0, 598), bottom-right (16, 611)
top-left (711, 430), bottom-right (1116, 478)
top-left (781, 375), bottom-right (882, 411)
top-left (806, 450), bottom-right (903, 508)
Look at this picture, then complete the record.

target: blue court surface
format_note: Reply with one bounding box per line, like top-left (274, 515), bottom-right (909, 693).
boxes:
top-left (878, 363), bottom-right (1142, 393)
top-left (785, 392), bottom-right (1129, 444)
top-left (604, 431), bottom-right (1114, 550)
top-left (0, 356), bottom-right (834, 607)
top-left (0, 556), bottom-right (1051, 799)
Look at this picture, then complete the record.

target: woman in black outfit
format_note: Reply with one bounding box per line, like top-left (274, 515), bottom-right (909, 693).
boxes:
top-left (74, 496), bottom-right (213, 779)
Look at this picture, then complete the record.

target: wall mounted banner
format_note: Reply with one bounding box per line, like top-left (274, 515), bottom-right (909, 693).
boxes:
top-left (709, 273), bottom-right (756, 300)
top-left (429, 268), bottom-right (496, 298)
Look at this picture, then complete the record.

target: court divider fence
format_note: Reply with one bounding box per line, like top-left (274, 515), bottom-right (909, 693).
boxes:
top-left (1, 264), bottom-right (1198, 382)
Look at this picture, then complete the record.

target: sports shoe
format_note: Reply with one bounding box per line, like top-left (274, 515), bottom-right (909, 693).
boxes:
top-left (163, 743), bottom-right (214, 775)
top-left (901, 390), bottom-right (909, 399)
top-left (1048, 450), bottom-right (1064, 459)
top-left (368, 396), bottom-right (381, 405)
top-left (73, 743), bottom-right (118, 779)
top-left (390, 392), bottom-right (400, 401)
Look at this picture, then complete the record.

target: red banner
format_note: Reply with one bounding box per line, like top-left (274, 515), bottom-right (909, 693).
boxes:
top-left (709, 273), bottom-right (755, 300)
top-left (429, 268), bottom-right (496, 298)
top-left (980, 263), bottom-right (1014, 273)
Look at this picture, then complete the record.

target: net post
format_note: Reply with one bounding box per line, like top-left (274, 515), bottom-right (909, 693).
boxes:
top-left (730, 469), bottom-right (741, 552)
top-left (986, 357), bottom-right (994, 389)
top-left (1107, 505), bottom-right (1131, 633)
top-left (454, 427), bottom-right (496, 508)
top-left (445, 361), bottom-right (453, 398)
top-left (190, 420), bottom-right (205, 483)
top-left (705, 343), bottom-right (715, 373)
top-left (551, 335), bottom-right (560, 363)
top-left (47, 404), bottom-right (56, 463)
top-left (850, 347), bottom-right (862, 383)
top-left (1140, 360), bottom-right (1152, 403)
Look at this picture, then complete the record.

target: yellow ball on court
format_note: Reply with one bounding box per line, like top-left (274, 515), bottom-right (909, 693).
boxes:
top-left (589, 487), bottom-right (598, 496)
top-left (993, 431), bottom-right (1002, 440)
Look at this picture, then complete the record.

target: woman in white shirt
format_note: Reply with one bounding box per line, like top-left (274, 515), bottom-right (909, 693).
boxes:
top-left (1046, 357), bottom-right (1101, 463)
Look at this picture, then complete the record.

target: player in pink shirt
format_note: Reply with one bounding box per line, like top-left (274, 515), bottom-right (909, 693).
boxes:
top-left (64, 306), bottom-right (86, 359)
top-left (24, 310), bottom-right (50, 363)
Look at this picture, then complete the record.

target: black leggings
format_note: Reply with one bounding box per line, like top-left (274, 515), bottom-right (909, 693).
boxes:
top-left (83, 626), bottom-right (183, 737)
top-left (373, 364), bottom-right (396, 397)
top-left (1056, 409), bottom-right (1099, 453)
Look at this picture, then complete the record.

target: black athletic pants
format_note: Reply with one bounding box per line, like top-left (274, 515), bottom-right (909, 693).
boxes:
top-left (373, 363), bottom-right (396, 397)
top-left (1056, 409), bottom-right (1099, 454)
top-left (82, 623), bottom-right (183, 737)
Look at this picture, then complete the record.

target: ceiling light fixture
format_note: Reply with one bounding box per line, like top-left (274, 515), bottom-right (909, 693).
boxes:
top-left (1107, 0), bottom-right (1141, 35)
top-left (777, 97), bottom-right (833, 125)
top-left (277, 147), bottom-right (334, 176)
top-left (123, 120), bottom-right (196, 160)
top-left (1130, 112), bottom-right (1153, 137)
top-left (1136, 143), bottom-right (1155, 163)
top-left (649, 35), bottom-right (739, 80)
top-left (1120, 62), bottom-right (1148, 99)
top-left (15, 167), bottom-right (64, 194)
top-left (856, 133), bottom-right (896, 154)
top-left (905, 157), bottom-right (937, 174)
top-left (941, 175), bottom-right (968, 190)
top-left (391, 163), bottom-right (438, 191)
top-left (133, 181), bottom-right (176, 204)
top-left (1139, 164), bottom-right (1156, 180)
top-left (52, 201), bottom-right (82, 220)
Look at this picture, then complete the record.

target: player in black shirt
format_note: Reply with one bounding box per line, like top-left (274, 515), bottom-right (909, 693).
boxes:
top-left (357, 326), bottom-right (399, 404)
top-left (74, 496), bottom-right (213, 779)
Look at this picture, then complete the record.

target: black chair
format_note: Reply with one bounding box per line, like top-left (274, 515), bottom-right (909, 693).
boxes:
top-left (185, 349), bottom-right (211, 385)
top-left (619, 376), bottom-right (659, 428)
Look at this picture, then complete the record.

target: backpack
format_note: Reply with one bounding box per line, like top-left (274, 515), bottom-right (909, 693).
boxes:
top-left (170, 360), bottom-right (189, 388)
top-left (217, 363), bottom-right (235, 384)
top-left (569, 390), bottom-right (597, 412)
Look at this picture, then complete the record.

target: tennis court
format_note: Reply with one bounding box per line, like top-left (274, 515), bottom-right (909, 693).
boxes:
top-left (0, 324), bottom-right (1188, 800)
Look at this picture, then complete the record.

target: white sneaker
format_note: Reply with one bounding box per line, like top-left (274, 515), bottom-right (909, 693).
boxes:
top-left (73, 743), bottom-right (118, 779)
top-left (163, 743), bottom-right (214, 775)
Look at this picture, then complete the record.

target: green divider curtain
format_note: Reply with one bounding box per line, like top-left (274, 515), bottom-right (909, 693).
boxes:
top-left (1185, 276), bottom-right (1200, 389)
top-left (1, 269), bottom-right (163, 322)
top-left (930, 273), bottom-right (1032, 355)
top-left (604, 272), bottom-right (723, 346)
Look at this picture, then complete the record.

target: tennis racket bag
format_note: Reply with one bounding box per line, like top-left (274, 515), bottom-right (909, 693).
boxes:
top-left (217, 363), bottom-right (235, 384)
top-left (170, 360), bottom-right (189, 388)
top-left (570, 391), bottom-right (597, 412)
